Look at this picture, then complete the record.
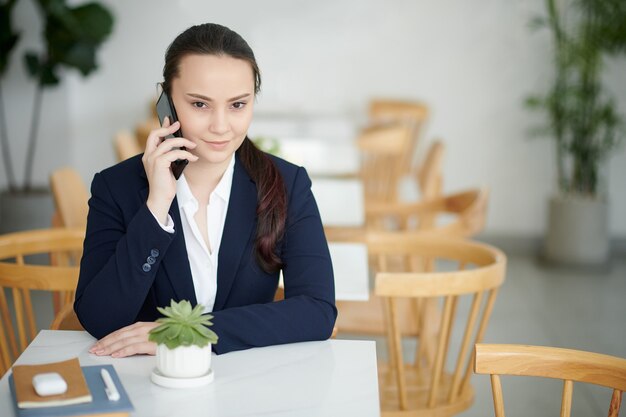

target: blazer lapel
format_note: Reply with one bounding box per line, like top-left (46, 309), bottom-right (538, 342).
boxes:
top-left (161, 197), bottom-right (197, 305)
top-left (213, 155), bottom-right (257, 311)
top-left (137, 169), bottom-right (197, 305)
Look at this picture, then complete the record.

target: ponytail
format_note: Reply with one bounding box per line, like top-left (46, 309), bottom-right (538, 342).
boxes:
top-left (238, 138), bottom-right (286, 273)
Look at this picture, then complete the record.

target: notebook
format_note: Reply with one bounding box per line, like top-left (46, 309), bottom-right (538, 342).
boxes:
top-left (9, 364), bottom-right (134, 417)
top-left (12, 358), bottom-right (92, 408)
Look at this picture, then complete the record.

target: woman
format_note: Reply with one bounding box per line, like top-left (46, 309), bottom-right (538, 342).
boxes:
top-left (75, 23), bottom-right (336, 356)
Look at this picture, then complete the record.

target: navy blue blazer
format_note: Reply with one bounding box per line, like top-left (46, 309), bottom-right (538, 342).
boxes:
top-left (74, 151), bottom-right (336, 354)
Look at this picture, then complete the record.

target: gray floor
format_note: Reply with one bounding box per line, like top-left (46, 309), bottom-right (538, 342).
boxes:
top-left (338, 252), bottom-right (626, 417)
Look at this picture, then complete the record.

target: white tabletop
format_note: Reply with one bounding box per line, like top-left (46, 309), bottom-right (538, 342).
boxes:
top-left (328, 243), bottom-right (369, 301)
top-left (0, 331), bottom-right (380, 417)
top-left (276, 137), bottom-right (360, 178)
top-left (312, 179), bottom-right (364, 227)
top-left (311, 178), bottom-right (368, 301)
top-left (279, 243), bottom-right (369, 302)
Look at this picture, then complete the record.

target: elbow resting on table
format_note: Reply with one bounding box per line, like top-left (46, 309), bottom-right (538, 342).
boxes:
top-left (317, 298), bottom-right (338, 340)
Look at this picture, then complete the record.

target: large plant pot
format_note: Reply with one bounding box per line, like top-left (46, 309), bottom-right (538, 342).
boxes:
top-left (0, 189), bottom-right (54, 233)
top-left (543, 194), bottom-right (609, 267)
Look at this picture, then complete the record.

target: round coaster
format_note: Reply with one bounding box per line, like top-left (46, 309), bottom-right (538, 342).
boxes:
top-left (150, 367), bottom-right (214, 388)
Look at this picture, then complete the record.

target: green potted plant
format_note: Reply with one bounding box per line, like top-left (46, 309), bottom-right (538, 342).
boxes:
top-left (0, 0), bottom-right (113, 231)
top-left (526, 0), bottom-right (626, 267)
top-left (149, 300), bottom-right (218, 380)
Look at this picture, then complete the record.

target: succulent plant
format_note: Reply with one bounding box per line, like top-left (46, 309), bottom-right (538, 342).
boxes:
top-left (148, 300), bottom-right (218, 349)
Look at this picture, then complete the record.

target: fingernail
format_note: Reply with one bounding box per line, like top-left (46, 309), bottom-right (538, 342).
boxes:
top-left (111, 352), bottom-right (120, 358)
top-left (96, 349), bottom-right (105, 355)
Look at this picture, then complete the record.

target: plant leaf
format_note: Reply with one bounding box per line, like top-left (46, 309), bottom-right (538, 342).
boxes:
top-left (179, 300), bottom-right (192, 317)
top-left (179, 327), bottom-right (194, 346)
top-left (170, 299), bottom-right (183, 317)
top-left (62, 43), bottom-right (96, 75)
top-left (0, 0), bottom-right (20, 76)
top-left (72, 3), bottom-right (114, 42)
top-left (156, 306), bottom-right (170, 317)
top-left (23, 53), bottom-right (40, 77)
top-left (165, 323), bottom-right (183, 341)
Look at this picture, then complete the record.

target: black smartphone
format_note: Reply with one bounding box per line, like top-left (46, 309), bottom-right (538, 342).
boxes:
top-left (156, 90), bottom-right (189, 180)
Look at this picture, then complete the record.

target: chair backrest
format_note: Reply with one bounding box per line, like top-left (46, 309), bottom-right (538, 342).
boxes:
top-left (417, 139), bottom-right (445, 200)
top-left (50, 167), bottom-right (89, 229)
top-left (0, 228), bottom-right (85, 377)
top-left (368, 99), bottom-right (429, 174)
top-left (49, 167), bottom-right (89, 317)
top-left (50, 303), bottom-right (84, 332)
top-left (370, 233), bottom-right (506, 415)
top-left (134, 117), bottom-right (160, 151)
top-left (114, 130), bottom-right (142, 162)
top-left (366, 188), bottom-right (489, 236)
top-left (331, 188), bottom-right (490, 340)
top-left (475, 344), bottom-right (626, 417)
top-left (357, 124), bottom-right (412, 206)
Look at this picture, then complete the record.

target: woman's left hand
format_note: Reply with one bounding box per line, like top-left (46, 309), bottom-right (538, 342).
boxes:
top-left (89, 322), bottom-right (160, 358)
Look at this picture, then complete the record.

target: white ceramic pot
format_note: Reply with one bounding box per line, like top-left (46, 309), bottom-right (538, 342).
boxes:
top-left (156, 344), bottom-right (211, 378)
top-left (543, 194), bottom-right (609, 266)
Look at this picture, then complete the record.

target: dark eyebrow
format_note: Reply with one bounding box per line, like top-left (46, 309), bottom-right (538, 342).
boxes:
top-left (186, 93), bottom-right (251, 102)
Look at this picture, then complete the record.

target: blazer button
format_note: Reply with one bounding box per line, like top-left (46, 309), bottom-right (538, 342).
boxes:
top-left (147, 256), bottom-right (156, 265)
top-left (151, 249), bottom-right (160, 258)
top-left (142, 263), bottom-right (152, 272)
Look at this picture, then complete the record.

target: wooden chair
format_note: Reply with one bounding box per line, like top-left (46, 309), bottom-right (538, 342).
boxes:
top-left (417, 139), bottom-right (445, 201)
top-left (475, 344), bottom-right (626, 417)
top-left (114, 130), bottom-right (142, 161)
top-left (371, 233), bottom-right (506, 416)
top-left (366, 187), bottom-right (489, 236)
top-left (50, 167), bottom-right (89, 229)
top-left (326, 188), bottom-right (488, 244)
top-left (357, 124), bottom-right (413, 207)
top-left (49, 167), bottom-right (89, 315)
top-left (134, 117), bottom-right (160, 151)
top-left (50, 302), bottom-right (84, 331)
top-left (0, 228), bottom-right (85, 377)
top-left (369, 99), bottom-right (429, 175)
top-left (332, 188), bottom-right (490, 336)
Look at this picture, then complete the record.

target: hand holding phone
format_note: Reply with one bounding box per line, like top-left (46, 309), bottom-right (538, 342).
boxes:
top-left (156, 91), bottom-right (189, 179)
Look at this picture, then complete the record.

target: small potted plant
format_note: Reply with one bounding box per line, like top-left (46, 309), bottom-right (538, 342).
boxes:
top-left (149, 300), bottom-right (218, 379)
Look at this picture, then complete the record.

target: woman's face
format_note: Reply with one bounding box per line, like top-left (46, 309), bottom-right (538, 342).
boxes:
top-left (170, 54), bottom-right (255, 167)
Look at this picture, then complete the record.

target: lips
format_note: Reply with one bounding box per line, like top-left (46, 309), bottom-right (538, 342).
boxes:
top-left (202, 139), bottom-right (230, 148)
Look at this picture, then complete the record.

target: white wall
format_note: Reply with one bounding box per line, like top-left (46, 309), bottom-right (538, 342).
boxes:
top-left (1, 0), bottom-right (70, 191)
top-left (2, 0), bottom-right (625, 236)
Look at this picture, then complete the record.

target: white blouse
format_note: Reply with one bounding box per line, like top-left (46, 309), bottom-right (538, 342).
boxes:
top-left (151, 155), bottom-right (235, 313)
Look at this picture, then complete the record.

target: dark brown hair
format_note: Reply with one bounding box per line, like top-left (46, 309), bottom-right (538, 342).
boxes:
top-left (163, 23), bottom-right (286, 273)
